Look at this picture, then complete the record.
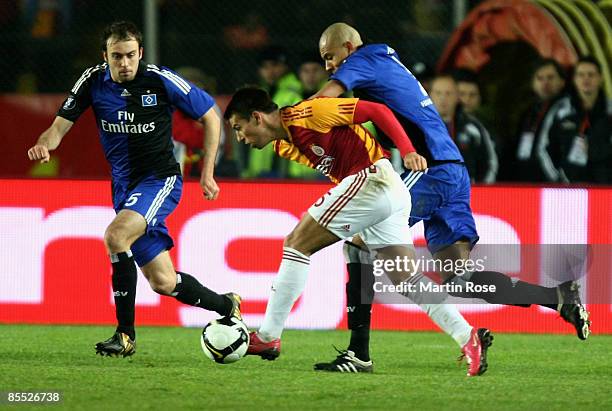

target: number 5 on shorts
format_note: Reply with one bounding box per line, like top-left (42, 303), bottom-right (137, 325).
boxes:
top-left (125, 193), bottom-right (142, 207)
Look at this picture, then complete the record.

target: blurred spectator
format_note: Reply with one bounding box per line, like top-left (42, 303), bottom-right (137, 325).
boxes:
top-left (23, 0), bottom-right (72, 38)
top-left (284, 53), bottom-right (329, 180)
top-left (454, 69), bottom-right (481, 115)
top-left (298, 53), bottom-right (327, 98)
top-left (223, 11), bottom-right (269, 50)
top-left (241, 46), bottom-right (302, 178)
top-left (18, 0), bottom-right (74, 93)
top-left (510, 59), bottom-right (566, 182)
top-left (430, 75), bottom-right (498, 183)
top-left (537, 57), bottom-right (611, 184)
top-left (453, 68), bottom-right (499, 157)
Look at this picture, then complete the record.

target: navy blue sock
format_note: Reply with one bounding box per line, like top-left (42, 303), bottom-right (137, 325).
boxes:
top-left (111, 251), bottom-right (137, 340)
top-left (172, 272), bottom-right (231, 316)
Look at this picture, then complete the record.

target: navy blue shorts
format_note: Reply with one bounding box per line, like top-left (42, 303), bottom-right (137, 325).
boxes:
top-left (400, 163), bottom-right (479, 254)
top-left (112, 174), bottom-right (182, 267)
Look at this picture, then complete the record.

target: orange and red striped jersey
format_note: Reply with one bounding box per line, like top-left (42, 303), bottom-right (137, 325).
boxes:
top-left (274, 98), bottom-right (386, 183)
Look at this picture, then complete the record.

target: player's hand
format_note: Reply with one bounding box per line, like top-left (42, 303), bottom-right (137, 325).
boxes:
top-left (403, 152), bottom-right (427, 171)
top-left (27, 145), bottom-right (51, 163)
top-left (200, 175), bottom-right (220, 201)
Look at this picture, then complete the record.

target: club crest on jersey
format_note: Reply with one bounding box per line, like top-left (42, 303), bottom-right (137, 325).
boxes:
top-left (141, 94), bottom-right (157, 107)
top-left (63, 97), bottom-right (76, 110)
top-left (311, 145), bottom-right (325, 156)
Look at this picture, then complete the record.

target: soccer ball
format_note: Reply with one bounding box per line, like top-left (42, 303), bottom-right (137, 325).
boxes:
top-left (200, 317), bottom-right (249, 364)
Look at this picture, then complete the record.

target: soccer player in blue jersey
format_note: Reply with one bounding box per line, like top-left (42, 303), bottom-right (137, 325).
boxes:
top-left (312, 22), bottom-right (590, 373)
top-left (27, 21), bottom-right (241, 357)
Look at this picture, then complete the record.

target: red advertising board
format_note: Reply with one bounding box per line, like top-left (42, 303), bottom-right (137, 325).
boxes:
top-left (1, 179), bottom-right (610, 334)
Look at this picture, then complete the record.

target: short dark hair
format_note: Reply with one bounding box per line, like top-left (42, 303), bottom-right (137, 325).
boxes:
top-left (257, 45), bottom-right (289, 66)
top-left (299, 52), bottom-right (324, 68)
top-left (224, 87), bottom-right (278, 120)
top-left (575, 56), bottom-right (601, 74)
top-left (101, 21), bottom-right (143, 51)
top-left (532, 58), bottom-right (566, 79)
top-left (452, 69), bottom-right (479, 85)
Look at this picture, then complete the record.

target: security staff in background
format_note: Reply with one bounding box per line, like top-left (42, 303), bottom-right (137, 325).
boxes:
top-left (537, 56), bottom-right (611, 184)
top-left (429, 74), bottom-right (498, 184)
top-left (512, 59), bottom-right (567, 182)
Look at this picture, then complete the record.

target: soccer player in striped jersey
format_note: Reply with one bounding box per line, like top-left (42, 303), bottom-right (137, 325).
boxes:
top-left (312, 22), bottom-right (590, 372)
top-left (225, 87), bottom-right (490, 376)
top-left (27, 21), bottom-right (241, 357)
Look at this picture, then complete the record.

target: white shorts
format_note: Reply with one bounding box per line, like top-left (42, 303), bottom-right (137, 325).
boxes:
top-left (308, 159), bottom-right (412, 247)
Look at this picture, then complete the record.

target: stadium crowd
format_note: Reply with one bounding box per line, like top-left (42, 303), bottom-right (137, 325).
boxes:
top-left (180, 47), bottom-right (610, 185)
top-left (3, 1), bottom-right (610, 184)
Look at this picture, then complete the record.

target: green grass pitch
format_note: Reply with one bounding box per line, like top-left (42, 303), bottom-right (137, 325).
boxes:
top-left (1, 325), bottom-right (610, 410)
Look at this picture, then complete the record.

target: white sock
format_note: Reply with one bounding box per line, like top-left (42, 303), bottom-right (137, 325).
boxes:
top-left (401, 273), bottom-right (473, 347)
top-left (419, 303), bottom-right (473, 347)
top-left (259, 247), bottom-right (310, 340)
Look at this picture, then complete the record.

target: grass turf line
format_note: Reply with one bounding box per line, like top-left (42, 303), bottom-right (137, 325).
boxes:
top-left (1, 325), bottom-right (610, 410)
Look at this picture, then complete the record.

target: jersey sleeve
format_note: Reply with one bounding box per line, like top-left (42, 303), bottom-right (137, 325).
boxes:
top-left (156, 66), bottom-right (215, 120)
top-left (330, 52), bottom-right (376, 92)
top-left (56, 66), bottom-right (97, 122)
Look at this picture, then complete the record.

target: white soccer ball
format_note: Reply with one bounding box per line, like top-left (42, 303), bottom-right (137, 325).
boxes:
top-left (200, 317), bottom-right (249, 364)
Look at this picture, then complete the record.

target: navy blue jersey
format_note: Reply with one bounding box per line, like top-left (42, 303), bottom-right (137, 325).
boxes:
top-left (331, 44), bottom-right (463, 162)
top-left (57, 62), bottom-right (215, 188)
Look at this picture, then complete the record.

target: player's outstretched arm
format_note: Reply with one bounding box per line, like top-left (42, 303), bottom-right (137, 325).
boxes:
top-left (198, 106), bottom-right (221, 200)
top-left (353, 100), bottom-right (427, 171)
top-left (312, 80), bottom-right (346, 98)
top-left (27, 116), bottom-right (74, 163)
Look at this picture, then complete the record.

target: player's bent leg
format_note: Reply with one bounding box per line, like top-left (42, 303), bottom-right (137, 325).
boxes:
top-left (284, 212), bottom-right (342, 256)
top-left (250, 213), bottom-right (341, 360)
top-left (431, 240), bottom-right (471, 282)
top-left (104, 209), bottom-right (148, 254)
top-left (140, 250), bottom-right (176, 295)
top-left (141, 251), bottom-right (237, 318)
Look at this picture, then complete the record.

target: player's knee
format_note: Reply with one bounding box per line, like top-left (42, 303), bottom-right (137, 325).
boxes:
top-left (148, 274), bottom-right (175, 295)
top-left (343, 241), bottom-right (364, 264)
top-left (104, 226), bottom-right (127, 251)
top-left (283, 231), bottom-right (306, 254)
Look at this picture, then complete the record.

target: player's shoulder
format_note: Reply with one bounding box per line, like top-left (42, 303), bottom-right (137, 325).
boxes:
top-left (353, 43), bottom-right (393, 58)
top-left (70, 62), bottom-right (107, 93)
top-left (281, 97), bottom-right (346, 116)
top-left (144, 63), bottom-right (193, 94)
top-left (280, 99), bottom-right (312, 120)
top-left (77, 62), bottom-right (108, 77)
